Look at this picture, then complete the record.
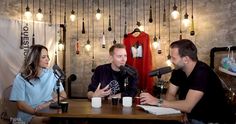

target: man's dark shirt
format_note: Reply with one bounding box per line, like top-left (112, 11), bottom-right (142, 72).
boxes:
top-left (170, 61), bottom-right (234, 123)
top-left (88, 63), bottom-right (138, 97)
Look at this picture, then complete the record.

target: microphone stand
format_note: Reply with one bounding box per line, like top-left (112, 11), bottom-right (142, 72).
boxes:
top-left (154, 74), bottom-right (166, 99)
top-left (50, 76), bottom-right (63, 109)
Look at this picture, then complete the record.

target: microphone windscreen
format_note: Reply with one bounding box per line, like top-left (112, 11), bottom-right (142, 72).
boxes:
top-left (149, 66), bottom-right (172, 77)
top-left (53, 64), bottom-right (65, 79)
top-left (119, 65), bottom-right (136, 78)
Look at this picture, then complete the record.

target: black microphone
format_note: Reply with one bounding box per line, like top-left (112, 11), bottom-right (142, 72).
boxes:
top-left (53, 64), bottom-right (65, 79)
top-left (149, 66), bottom-right (172, 78)
top-left (119, 65), bottom-right (136, 78)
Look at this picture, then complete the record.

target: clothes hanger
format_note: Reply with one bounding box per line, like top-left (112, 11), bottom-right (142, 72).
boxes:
top-left (131, 28), bottom-right (141, 34)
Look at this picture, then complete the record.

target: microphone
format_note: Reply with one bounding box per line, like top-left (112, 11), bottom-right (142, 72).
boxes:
top-left (53, 64), bottom-right (65, 79)
top-left (119, 65), bottom-right (136, 78)
top-left (149, 66), bottom-right (172, 78)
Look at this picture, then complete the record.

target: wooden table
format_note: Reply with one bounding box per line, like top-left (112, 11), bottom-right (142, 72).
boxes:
top-left (36, 99), bottom-right (183, 124)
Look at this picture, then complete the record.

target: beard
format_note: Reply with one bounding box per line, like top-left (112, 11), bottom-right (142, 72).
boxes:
top-left (173, 61), bottom-right (185, 70)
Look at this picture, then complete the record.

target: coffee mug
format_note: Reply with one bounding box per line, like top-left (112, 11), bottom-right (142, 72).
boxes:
top-left (91, 97), bottom-right (102, 108)
top-left (112, 97), bottom-right (118, 105)
top-left (122, 97), bottom-right (132, 107)
top-left (60, 101), bottom-right (69, 113)
top-left (134, 96), bottom-right (141, 105)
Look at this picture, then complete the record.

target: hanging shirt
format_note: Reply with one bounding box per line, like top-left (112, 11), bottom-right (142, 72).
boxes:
top-left (123, 32), bottom-right (153, 93)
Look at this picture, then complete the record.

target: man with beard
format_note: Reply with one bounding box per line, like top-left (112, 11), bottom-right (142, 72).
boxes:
top-left (140, 39), bottom-right (234, 124)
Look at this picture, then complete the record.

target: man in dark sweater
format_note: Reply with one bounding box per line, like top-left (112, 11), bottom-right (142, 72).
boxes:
top-left (87, 43), bottom-right (138, 99)
top-left (140, 39), bottom-right (235, 124)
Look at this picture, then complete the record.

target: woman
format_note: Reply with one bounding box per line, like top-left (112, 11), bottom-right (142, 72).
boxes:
top-left (10, 44), bottom-right (67, 124)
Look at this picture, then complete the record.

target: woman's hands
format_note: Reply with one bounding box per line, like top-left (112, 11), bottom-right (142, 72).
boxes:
top-left (34, 100), bottom-right (52, 113)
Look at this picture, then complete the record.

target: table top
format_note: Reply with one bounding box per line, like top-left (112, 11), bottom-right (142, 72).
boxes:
top-left (36, 99), bottom-right (183, 121)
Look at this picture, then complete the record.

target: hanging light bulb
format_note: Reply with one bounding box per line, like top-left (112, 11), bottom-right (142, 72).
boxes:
top-left (157, 37), bottom-right (162, 54)
top-left (36, 0), bottom-right (43, 21)
top-left (166, 54), bottom-right (172, 66)
top-left (190, 0), bottom-right (195, 35)
top-left (171, 1), bottom-right (179, 19)
top-left (24, 6), bottom-right (32, 20)
top-left (48, 0), bottom-right (52, 26)
top-left (76, 40), bottom-right (80, 54)
top-left (163, 0), bottom-right (167, 26)
top-left (85, 40), bottom-right (91, 51)
top-left (96, 8), bottom-right (101, 20)
top-left (58, 39), bottom-right (64, 51)
top-left (96, 0), bottom-right (101, 20)
top-left (157, 0), bottom-right (161, 54)
top-left (70, 10), bottom-right (76, 22)
top-left (76, 0), bottom-right (79, 55)
top-left (139, 25), bottom-right (144, 31)
top-left (152, 36), bottom-right (158, 49)
top-left (183, 13), bottom-right (190, 27)
top-left (70, 0), bottom-right (76, 22)
top-left (136, 21), bottom-right (144, 31)
top-left (36, 8), bottom-right (43, 21)
top-left (102, 33), bottom-right (106, 48)
top-left (183, 0), bottom-right (190, 27)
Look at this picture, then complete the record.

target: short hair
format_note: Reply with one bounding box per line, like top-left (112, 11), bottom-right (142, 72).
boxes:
top-left (109, 43), bottom-right (126, 55)
top-left (170, 39), bottom-right (198, 61)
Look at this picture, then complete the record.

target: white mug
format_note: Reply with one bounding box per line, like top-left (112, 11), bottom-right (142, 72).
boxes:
top-left (91, 97), bottom-right (102, 108)
top-left (122, 97), bottom-right (132, 107)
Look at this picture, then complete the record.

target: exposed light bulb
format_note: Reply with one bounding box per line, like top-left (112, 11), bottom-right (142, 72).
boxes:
top-left (76, 40), bottom-right (80, 54)
top-left (171, 10), bottom-right (179, 19)
top-left (136, 21), bottom-right (144, 31)
top-left (24, 6), bottom-right (32, 20)
top-left (102, 34), bottom-right (106, 48)
top-left (152, 36), bottom-right (158, 49)
top-left (70, 10), bottom-right (76, 22)
top-left (96, 8), bottom-right (101, 20)
top-left (166, 59), bottom-right (172, 66)
top-left (139, 25), bottom-right (144, 32)
top-left (166, 55), bottom-right (172, 66)
top-left (85, 44), bottom-right (91, 51)
top-left (157, 38), bottom-right (162, 54)
top-left (171, 4), bottom-right (179, 19)
top-left (183, 13), bottom-right (190, 27)
top-left (36, 8), bottom-right (43, 21)
top-left (85, 40), bottom-right (91, 51)
top-left (58, 42), bottom-right (64, 51)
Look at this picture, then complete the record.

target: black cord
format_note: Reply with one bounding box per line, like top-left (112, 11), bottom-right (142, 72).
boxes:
top-left (154, 0), bottom-right (156, 36)
top-left (20, 0), bottom-right (23, 49)
top-left (32, 0), bottom-right (35, 45)
top-left (163, 0), bottom-right (166, 26)
top-left (113, 0), bottom-right (116, 44)
top-left (120, 0), bottom-right (121, 41)
top-left (88, 0), bottom-right (90, 40)
top-left (103, 0), bottom-right (104, 34)
top-left (179, 0), bottom-right (182, 40)
top-left (143, 0), bottom-right (145, 31)
top-left (54, 0), bottom-right (57, 64)
top-left (158, 0), bottom-right (160, 39)
top-left (77, 0), bottom-right (79, 40)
